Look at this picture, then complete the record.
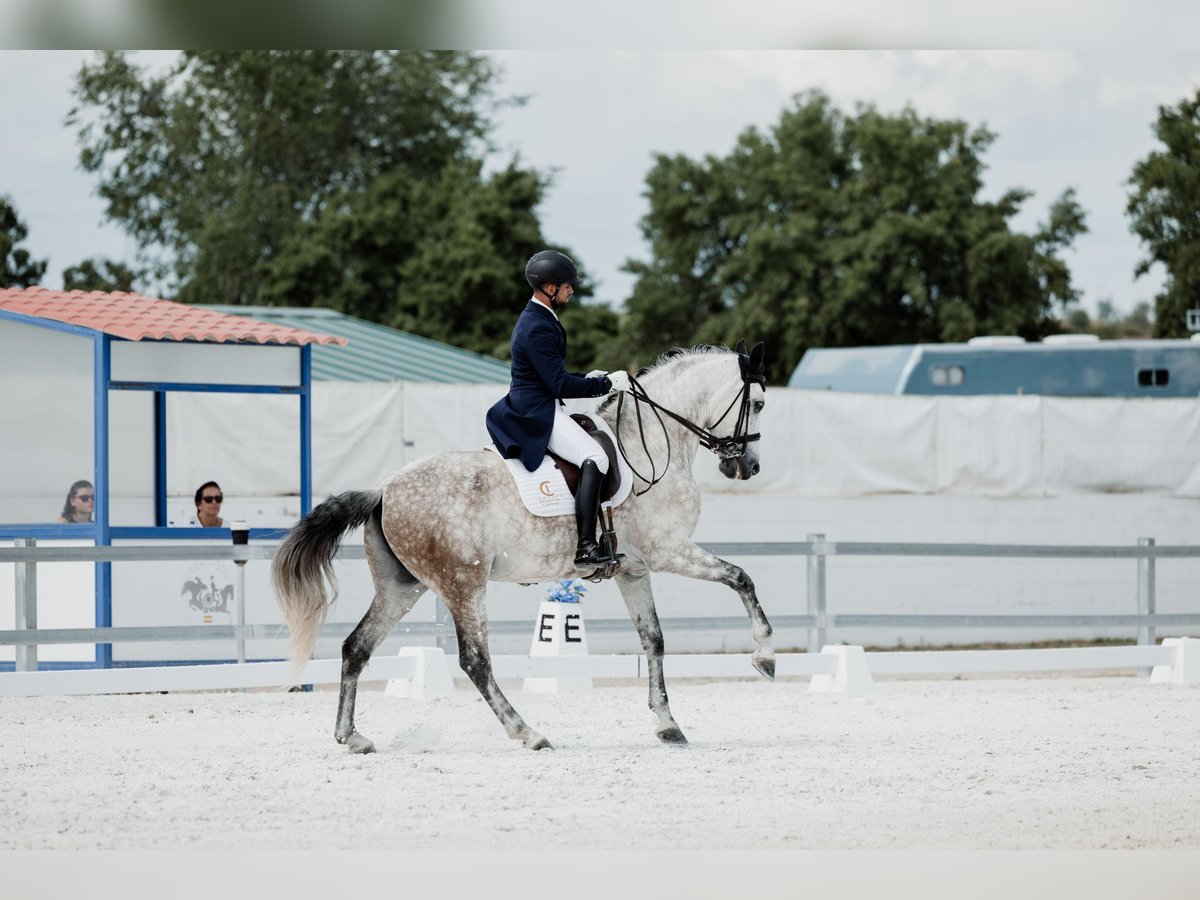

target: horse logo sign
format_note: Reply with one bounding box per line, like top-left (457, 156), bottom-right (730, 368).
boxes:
top-left (181, 574), bottom-right (234, 621)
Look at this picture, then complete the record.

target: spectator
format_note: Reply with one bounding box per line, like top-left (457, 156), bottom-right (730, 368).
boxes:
top-left (193, 481), bottom-right (225, 528)
top-left (56, 480), bottom-right (95, 523)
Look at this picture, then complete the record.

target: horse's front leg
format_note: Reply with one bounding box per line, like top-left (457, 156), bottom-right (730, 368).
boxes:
top-left (614, 567), bottom-right (687, 745)
top-left (654, 543), bottom-right (775, 681)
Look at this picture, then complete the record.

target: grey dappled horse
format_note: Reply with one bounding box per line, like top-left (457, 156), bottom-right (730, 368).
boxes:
top-left (273, 344), bottom-right (772, 753)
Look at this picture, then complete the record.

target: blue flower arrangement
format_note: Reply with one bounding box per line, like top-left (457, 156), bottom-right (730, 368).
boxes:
top-left (545, 578), bottom-right (586, 603)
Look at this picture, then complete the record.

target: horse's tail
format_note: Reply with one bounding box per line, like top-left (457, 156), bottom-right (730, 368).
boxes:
top-left (272, 489), bottom-right (382, 675)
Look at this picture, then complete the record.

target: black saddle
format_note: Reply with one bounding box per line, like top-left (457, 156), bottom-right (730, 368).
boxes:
top-left (547, 414), bottom-right (622, 502)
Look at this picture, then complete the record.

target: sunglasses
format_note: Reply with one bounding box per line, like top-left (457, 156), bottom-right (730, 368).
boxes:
top-left (75, 494), bottom-right (94, 502)
top-left (202, 495), bottom-right (224, 504)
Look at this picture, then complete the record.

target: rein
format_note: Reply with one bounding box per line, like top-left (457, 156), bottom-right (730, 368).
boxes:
top-left (613, 348), bottom-right (764, 496)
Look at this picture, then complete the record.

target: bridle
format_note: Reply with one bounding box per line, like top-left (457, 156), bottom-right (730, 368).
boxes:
top-left (614, 341), bottom-right (766, 496)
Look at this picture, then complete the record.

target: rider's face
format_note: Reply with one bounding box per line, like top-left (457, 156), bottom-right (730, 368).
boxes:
top-left (549, 283), bottom-right (573, 304)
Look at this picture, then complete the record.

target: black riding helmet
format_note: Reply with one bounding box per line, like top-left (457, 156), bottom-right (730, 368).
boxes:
top-left (525, 250), bottom-right (582, 291)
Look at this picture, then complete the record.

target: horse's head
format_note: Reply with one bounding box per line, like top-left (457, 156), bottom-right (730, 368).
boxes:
top-left (713, 340), bottom-right (766, 481)
top-left (606, 341), bottom-right (767, 489)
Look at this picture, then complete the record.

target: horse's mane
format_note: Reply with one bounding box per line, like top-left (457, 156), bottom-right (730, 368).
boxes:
top-left (639, 344), bottom-right (733, 377)
top-left (597, 344), bottom-right (732, 413)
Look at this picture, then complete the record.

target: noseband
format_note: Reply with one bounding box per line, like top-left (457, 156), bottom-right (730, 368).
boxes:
top-left (614, 342), bottom-right (766, 495)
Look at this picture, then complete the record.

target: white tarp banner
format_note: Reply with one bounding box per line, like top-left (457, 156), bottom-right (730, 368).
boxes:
top-left (1043, 397), bottom-right (1200, 497)
top-left (313, 383), bottom-right (407, 497)
top-left (798, 391), bottom-right (938, 496)
top-left (8, 376), bottom-right (1200, 525)
top-left (399, 383), bottom-right (505, 461)
top-left (159, 385), bottom-right (1200, 503)
top-left (167, 391), bottom-right (299, 501)
top-left (934, 395), bottom-right (1044, 496)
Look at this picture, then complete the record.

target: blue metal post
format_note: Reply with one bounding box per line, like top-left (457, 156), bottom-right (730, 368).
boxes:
top-left (299, 343), bottom-right (315, 691)
top-left (300, 344), bottom-right (313, 516)
top-left (94, 334), bottom-right (113, 668)
top-left (154, 391), bottom-right (167, 527)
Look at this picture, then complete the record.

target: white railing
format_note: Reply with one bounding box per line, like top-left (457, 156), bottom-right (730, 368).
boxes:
top-left (4, 537), bottom-right (1200, 695)
top-left (2, 641), bottom-right (1196, 698)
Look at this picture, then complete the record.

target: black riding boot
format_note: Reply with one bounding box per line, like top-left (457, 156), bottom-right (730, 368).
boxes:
top-left (574, 459), bottom-right (615, 569)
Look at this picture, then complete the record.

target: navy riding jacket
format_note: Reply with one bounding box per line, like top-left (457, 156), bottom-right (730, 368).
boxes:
top-left (486, 300), bottom-right (612, 471)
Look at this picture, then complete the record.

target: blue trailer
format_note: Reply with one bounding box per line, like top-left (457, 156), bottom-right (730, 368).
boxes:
top-left (788, 335), bottom-right (1200, 397)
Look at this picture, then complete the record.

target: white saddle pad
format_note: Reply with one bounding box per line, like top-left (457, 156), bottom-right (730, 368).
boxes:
top-left (490, 416), bottom-right (633, 517)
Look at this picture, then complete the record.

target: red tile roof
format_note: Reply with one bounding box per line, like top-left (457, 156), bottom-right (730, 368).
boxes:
top-left (0, 288), bottom-right (348, 346)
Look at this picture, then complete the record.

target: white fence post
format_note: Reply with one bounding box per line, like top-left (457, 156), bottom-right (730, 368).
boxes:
top-left (808, 645), bottom-right (874, 694)
top-left (384, 646), bottom-right (455, 699)
top-left (1137, 537), bottom-right (1156, 648)
top-left (1150, 637), bottom-right (1200, 685)
top-left (14, 538), bottom-right (37, 672)
top-left (807, 533), bottom-right (827, 654)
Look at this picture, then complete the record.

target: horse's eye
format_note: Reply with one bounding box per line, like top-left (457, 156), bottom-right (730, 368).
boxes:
top-left (753, 400), bottom-right (765, 413)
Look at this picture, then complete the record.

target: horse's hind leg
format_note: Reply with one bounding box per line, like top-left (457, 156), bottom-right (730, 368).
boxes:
top-left (615, 568), bottom-right (687, 745)
top-left (335, 512), bottom-right (428, 754)
top-left (449, 586), bottom-right (551, 751)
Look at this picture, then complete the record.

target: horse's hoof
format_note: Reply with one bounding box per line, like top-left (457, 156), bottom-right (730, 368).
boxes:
top-left (527, 735), bottom-right (554, 751)
top-left (752, 653), bottom-right (776, 681)
top-left (657, 726), bottom-right (689, 745)
top-left (344, 732), bottom-right (376, 754)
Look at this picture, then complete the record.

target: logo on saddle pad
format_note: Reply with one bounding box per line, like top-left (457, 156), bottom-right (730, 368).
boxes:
top-left (492, 414), bottom-right (633, 517)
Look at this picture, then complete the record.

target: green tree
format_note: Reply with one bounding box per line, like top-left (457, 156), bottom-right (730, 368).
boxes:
top-left (69, 51), bottom-right (504, 306)
top-left (1056, 299), bottom-right (1154, 340)
top-left (67, 51), bottom-right (617, 368)
top-left (62, 257), bottom-right (140, 292)
top-left (618, 92), bottom-right (1087, 382)
top-left (1127, 90), bottom-right (1200, 337)
top-left (259, 157), bottom-right (616, 362)
top-left (0, 195), bottom-right (48, 288)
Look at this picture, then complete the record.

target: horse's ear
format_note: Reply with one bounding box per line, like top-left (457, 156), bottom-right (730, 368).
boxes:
top-left (750, 341), bottom-right (765, 371)
top-left (734, 338), bottom-right (747, 355)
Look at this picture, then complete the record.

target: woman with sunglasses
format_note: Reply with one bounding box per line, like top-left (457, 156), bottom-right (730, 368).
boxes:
top-left (193, 481), bottom-right (225, 528)
top-left (56, 480), bottom-right (95, 523)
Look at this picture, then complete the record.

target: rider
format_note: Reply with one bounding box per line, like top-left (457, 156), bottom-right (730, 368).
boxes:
top-left (486, 250), bottom-right (632, 569)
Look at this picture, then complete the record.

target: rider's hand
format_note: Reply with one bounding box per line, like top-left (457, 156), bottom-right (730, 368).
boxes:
top-left (586, 369), bottom-right (606, 379)
top-left (605, 370), bottom-right (631, 393)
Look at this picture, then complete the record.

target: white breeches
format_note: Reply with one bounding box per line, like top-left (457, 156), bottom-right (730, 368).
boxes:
top-left (548, 406), bottom-right (609, 473)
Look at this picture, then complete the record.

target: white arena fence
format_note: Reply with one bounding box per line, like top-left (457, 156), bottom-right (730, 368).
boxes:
top-left (3, 538), bottom-right (1200, 697)
top-left (1, 640), bottom-right (1196, 697)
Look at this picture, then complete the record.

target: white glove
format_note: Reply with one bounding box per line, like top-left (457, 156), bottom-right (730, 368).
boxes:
top-left (605, 370), bottom-right (631, 393)
top-left (586, 369), bottom-right (606, 379)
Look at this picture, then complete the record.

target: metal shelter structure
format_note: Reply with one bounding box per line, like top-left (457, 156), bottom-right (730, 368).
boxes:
top-left (209, 305), bottom-right (511, 383)
top-left (0, 288), bottom-right (345, 668)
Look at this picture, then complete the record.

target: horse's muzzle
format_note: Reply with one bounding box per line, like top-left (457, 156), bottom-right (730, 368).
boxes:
top-left (719, 456), bottom-right (760, 480)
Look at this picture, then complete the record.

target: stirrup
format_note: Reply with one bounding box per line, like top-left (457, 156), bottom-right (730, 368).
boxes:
top-left (581, 562), bottom-right (620, 583)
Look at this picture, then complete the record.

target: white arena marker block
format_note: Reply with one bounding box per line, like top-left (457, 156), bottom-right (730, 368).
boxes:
top-left (808, 645), bottom-right (875, 694)
top-left (385, 646), bottom-right (455, 699)
top-left (524, 600), bottom-right (593, 694)
top-left (1150, 637), bottom-right (1200, 686)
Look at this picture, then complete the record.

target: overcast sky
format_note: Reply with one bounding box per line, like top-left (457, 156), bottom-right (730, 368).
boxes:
top-left (3, 50), bottom-right (1198, 319)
